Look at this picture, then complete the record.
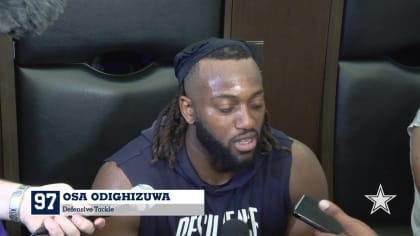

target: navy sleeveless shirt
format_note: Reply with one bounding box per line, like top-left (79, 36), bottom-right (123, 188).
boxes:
top-left (107, 125), bottom-right (293, 236)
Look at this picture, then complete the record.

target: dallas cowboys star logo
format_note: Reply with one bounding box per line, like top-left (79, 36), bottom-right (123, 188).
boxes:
top-left (364, 184), bottom-right (397, 215)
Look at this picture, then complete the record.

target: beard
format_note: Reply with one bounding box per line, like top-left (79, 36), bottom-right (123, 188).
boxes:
top-left (195, 118), bottom-right (260, 172)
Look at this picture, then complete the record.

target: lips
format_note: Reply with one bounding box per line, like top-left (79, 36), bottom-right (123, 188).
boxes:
top-left (233, 133), bottom-right (257, 152)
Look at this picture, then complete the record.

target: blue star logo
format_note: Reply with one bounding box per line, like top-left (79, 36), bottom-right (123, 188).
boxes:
top-left (364, 184), bottom-right (397, 215)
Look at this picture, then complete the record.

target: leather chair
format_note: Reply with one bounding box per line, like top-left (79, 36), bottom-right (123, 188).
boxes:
top-left (12, 0), bottom-right (224, 189)
top-left (333, 0), bottom-right (420, 234)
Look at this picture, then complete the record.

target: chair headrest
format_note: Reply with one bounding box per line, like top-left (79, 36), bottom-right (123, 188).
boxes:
top-left (340, 0), bottom-right (420, 59)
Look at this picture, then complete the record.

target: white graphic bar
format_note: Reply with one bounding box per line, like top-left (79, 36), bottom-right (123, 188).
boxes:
top-left (60, 189), bottom-right (204, 216)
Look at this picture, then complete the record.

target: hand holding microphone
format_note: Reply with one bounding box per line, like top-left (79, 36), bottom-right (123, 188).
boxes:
top-left (30, 184), bottom-right (154, 235)
top-left (6, 183), bottom-right (105, 236)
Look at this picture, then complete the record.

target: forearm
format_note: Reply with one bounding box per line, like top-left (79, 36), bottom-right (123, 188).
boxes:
top-left (0, 179), bottom-right (24, 220)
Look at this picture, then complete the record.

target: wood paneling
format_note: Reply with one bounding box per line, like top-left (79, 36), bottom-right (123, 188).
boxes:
top-left (320, 0), bottom-right (344, 198)
top-left (0, 35), bottom-right (19, 181)
top-left (0, 34), bottom-right (22, 236)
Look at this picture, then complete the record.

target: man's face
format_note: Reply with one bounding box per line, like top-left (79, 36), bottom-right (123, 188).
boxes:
top-left (188, 58), bottom-right (266, 170)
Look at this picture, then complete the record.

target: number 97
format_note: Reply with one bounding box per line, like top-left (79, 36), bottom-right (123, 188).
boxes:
top-left (34, 192), bottom-right (57, 210)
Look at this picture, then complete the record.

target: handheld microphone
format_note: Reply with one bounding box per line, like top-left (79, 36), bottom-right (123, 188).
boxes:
top-left (220, 219), bottom-right (250, 236)
top-left (0, 0), bottom-right (67, 39)
top-left (30, 184), bottom-right (154, 236)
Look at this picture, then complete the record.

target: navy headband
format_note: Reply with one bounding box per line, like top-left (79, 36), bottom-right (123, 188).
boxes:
top-left (173, 37), bottom-right (252, 86)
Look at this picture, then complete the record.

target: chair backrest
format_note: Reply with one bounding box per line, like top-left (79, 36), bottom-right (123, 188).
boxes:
top-left (13, 0), bottom-right (224, 188)
top-left (333, 0), bottom-right (420, 231)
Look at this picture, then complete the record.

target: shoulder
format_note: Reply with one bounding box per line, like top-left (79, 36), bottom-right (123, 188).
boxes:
top-left (91, 162), bottom-right (140, 236)
top-left (284, 138), bottom-right (328, 235)
top-left (99, 124), bottom-right (171, 189)
top-left (289, 138), bottom-right (328, 204)
top-left (92, 161), bottom-right (132, 189)
top-left (266, 129), bottom-right (327, 200)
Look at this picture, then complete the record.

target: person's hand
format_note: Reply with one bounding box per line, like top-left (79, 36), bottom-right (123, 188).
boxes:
top-left (19, 183), bottom-right (105, 235)
top-left (314, 200), bottom-right (377, 236)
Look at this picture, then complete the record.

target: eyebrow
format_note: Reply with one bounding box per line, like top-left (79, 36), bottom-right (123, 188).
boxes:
top-left (211, 89), bottom-right (264, 101)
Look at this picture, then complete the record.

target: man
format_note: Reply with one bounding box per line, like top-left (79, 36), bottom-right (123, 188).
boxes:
top-left (92, 37), bottom-right (328, 235)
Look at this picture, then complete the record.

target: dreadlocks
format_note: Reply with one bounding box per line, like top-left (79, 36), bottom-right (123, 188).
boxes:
top-left (152, 45), bottom-right (288, 166)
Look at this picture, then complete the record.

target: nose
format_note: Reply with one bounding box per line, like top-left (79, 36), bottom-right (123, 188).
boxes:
top-left (235, 105), bottom-right (256, 130)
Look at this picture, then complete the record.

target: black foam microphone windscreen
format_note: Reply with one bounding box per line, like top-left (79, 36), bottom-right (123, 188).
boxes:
top-left (0, 0), bottom-right (67, 39)
top-left (220, 219), bottom-right (250, 236)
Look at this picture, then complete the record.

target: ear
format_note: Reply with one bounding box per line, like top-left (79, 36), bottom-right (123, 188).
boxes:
top-left (179, 95), bottom-right (195, 124)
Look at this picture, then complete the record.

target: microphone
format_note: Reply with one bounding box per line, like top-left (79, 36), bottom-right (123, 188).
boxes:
top-left (130, 184), bottom-right (155, 211)
top-left (0, 0), bottom-right (67, 39)
top-left (30, 184), bottom-right (154, 236)
top-left (220, 219), bottom-right (250, 236)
